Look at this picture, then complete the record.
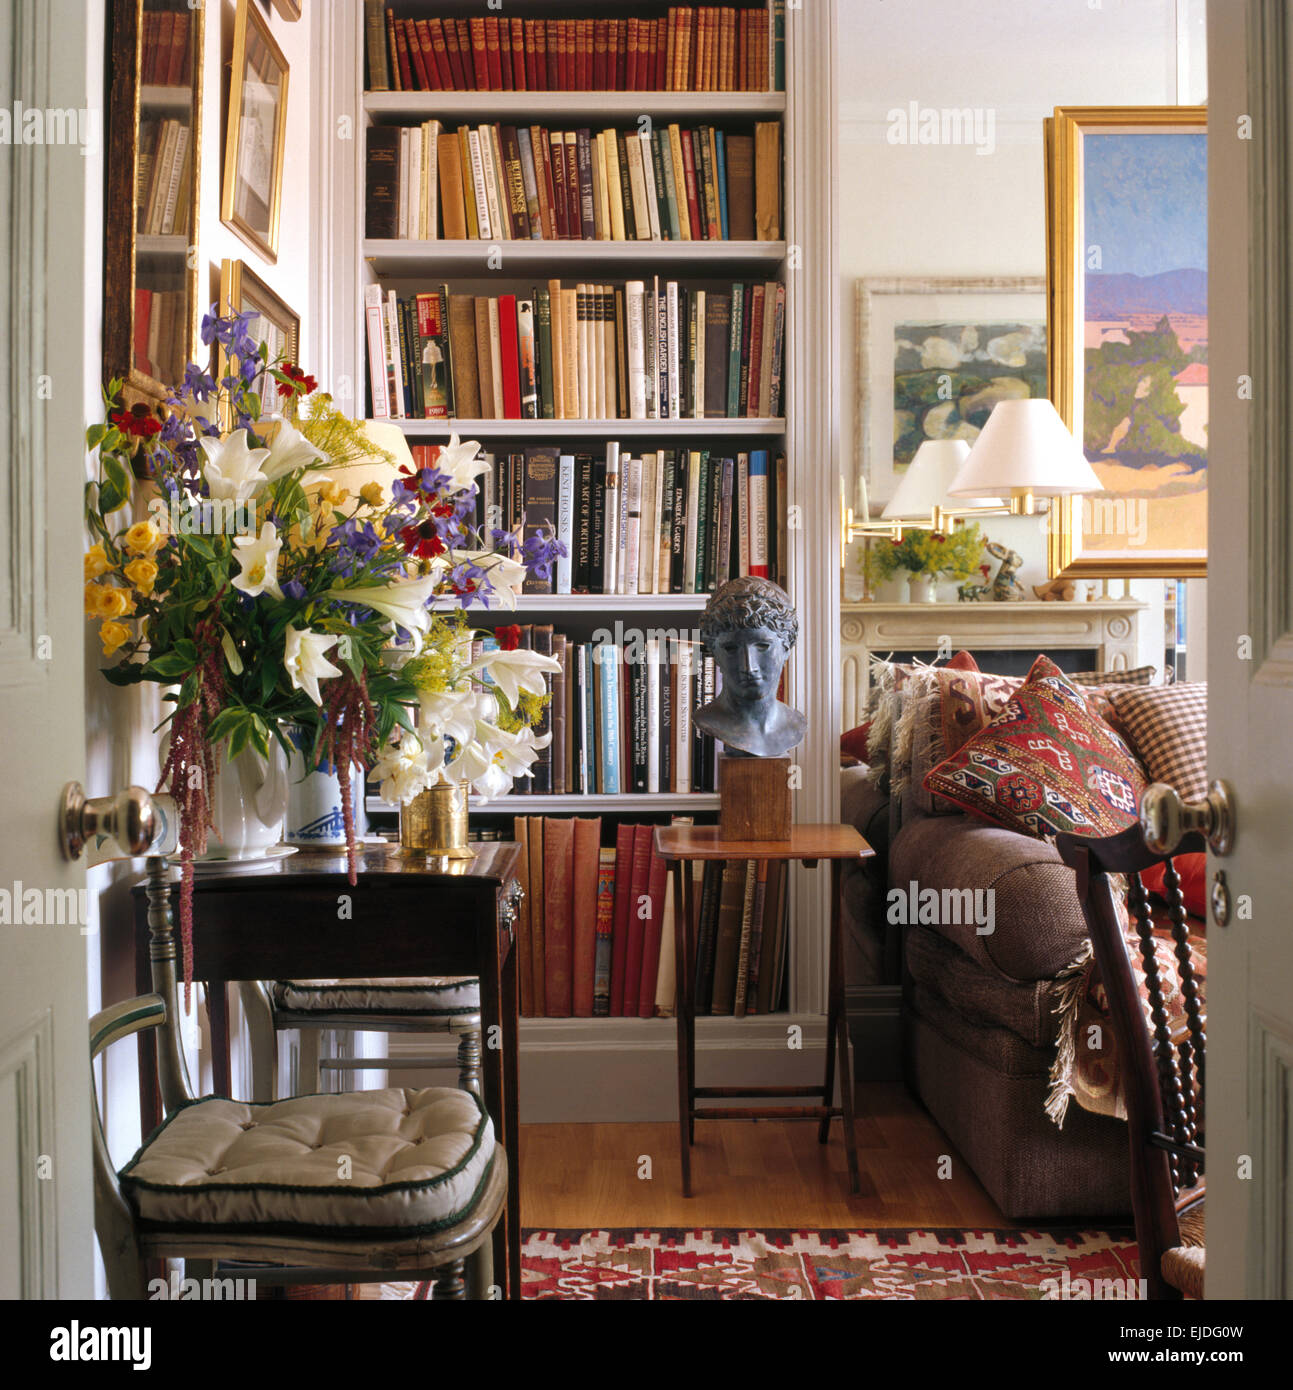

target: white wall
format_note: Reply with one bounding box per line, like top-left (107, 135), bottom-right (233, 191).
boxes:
top-left (838, 0), bottom-right (1207, 672)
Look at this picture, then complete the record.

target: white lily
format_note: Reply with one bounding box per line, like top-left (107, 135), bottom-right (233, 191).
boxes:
top-left (201, 429), bottom-right (270, 502)
top-left (283, 626), bottom-right (343, 705)
top-left (451, 722), bottom-right (552, 802)
top-left (418, 689), bottom-right (482, 748)
top-left (325, 572), bottom-right (439, 648)
top-left (434, 434), bottom-right (489, 496)
top-left (260, 417), bottom-right (328, 485)
top-left (231, 522), bottom-right (283, 599)
top-left (371, 731), bottom-right (442, 805)
top-left (469, 645), bottom-right (562, 707)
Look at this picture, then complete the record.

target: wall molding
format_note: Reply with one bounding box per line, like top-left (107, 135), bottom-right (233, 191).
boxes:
top-left (1250, 1011), bottom-right (1293, 1298)
top-left (0, 1010), bottom-right (58, 1298)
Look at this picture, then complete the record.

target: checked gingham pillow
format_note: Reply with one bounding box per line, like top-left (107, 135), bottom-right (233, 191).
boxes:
top-left (1108, 683), bottom-right (1207, 802)
top-left (924, 655), bottom-right (1147, 840)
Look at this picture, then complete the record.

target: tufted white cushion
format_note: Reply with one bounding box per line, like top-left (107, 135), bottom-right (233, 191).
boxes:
top-left (271, 976), bottom-right (480, 1017)
top-left (120, 1087), bottom-right (493, 1233)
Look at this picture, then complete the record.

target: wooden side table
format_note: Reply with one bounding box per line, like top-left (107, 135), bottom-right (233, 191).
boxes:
top-left (653, 824), bottom-right (873, 1196)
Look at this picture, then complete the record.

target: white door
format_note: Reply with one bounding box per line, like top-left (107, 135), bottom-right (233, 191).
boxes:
top-left (1206, 2), bottom-right (1293, 1299)
top-left (0, 0), bottom-right (102, 1297)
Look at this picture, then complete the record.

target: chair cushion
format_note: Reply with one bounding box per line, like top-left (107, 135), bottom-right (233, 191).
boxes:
top-left (1110, 682), bottom-right (1208, 802)
top-left (271, 977), bottom-right (480, 1016)
top-left (119, 1087), bottom-right (493, 1234)
top-left (1162, 1199), bottom-right (1206, 1298)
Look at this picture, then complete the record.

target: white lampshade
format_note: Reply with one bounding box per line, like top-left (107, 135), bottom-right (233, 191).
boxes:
top-left (881, 439), bottom-right (1002, 519)
top-left (948, 398), bottom-right (1102, 498)
top-left (326, 420), bottom-right (418, 496)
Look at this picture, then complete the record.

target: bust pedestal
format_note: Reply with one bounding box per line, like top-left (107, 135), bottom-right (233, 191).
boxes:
top-left (718, 754), bottom-right (792, 841)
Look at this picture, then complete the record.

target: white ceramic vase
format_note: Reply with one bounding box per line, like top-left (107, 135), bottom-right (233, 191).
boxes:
top-left (204, 739), bottom-right (290, 859)
top-left (283, 726), bottom-right (367, 847)
top-left (909, 573), bottom-right (939, 604)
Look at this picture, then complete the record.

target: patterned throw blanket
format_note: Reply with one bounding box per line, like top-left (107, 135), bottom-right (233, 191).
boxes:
top-left (1047, 892), bottom-right (1206, 1126)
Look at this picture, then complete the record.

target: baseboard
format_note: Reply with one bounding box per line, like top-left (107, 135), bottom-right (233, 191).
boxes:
top-left (387, 1015), bottom-right (847, 1123)
top-left (845, 985), bottom-right (903, 1081)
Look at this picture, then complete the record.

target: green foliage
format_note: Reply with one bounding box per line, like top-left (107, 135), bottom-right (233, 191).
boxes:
top-left (862, 523), bottom-right (985, 586)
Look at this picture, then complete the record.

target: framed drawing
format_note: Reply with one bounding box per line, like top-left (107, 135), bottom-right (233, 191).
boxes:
top-left (218, 259), bottom-right (299, 403)
top-left (855, 277), bottom-right (1047, 509)
top-left (1046, 106), bottom-right (1208, 578)
top-left (269, 0), bottom-right (303, 19)
top-left (221, 0), bottom-right (289, 262)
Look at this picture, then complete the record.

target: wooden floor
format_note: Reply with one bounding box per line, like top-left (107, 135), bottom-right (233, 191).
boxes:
top-left (520, 1083), bottom-right (1020, 1230)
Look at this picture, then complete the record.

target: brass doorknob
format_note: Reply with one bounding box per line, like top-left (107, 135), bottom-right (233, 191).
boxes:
top-left (60, 783), bottom-right (160, 861)
top-left (1139, 780), bottom-right (1234, 857)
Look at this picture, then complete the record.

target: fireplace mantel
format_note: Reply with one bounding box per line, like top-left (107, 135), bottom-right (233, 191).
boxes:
top-left (840, 599), bottom-right (1151, 730)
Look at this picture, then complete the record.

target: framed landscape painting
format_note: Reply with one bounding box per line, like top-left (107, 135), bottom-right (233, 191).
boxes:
top-left (855, 276), bottom-right (1047, 508)
top-left (1046, 106), bottom-right (1208, 577)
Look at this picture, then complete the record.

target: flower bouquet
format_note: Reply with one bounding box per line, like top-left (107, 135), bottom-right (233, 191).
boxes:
top-left (84, 310), bottom-right (562, 992)
top-left (862, 523), bottom-right (985, 594)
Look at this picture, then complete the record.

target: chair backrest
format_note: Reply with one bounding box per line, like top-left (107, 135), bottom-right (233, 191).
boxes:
top-left (1056, 820), bottom-right (1206, 1297)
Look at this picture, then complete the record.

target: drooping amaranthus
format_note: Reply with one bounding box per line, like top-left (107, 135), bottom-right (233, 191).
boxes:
top-left (320, 668), bottom-right (379, 886)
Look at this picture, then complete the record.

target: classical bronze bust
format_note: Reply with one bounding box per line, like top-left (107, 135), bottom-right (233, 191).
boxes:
top-left (695, 577), bottom-right (808, 759)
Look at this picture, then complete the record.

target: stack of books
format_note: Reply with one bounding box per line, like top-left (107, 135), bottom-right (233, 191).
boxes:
top-left (135, 119), bottom-right (191, 237)
top-left (365, 6), bottom-right (785, 94)
top-left (365, 279), bottom-right (785, 421)
top-left (133, 287), bottom-right (185, 385)
top-left (140, 5), bottom-right (192, 87)
top-left (365, 119), bottom-right (781, 243)
top-left (509, 817), bottom-right (789, 1019)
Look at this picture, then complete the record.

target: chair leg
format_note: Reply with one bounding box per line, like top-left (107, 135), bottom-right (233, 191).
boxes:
top-left (431, 1259), bottom-right (466, 1300)
top-left (456, 1025), bottom-right (482, 1098)
top-left (465, 1238), bottom-right (496, 1300)
top-left (297, 1028), bottom-right (322, 1095)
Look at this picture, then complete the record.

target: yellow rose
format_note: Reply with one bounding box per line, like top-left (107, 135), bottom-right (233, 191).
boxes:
top-left (316, 481), bottom-right (349, 507)
top-left (84, 583), bottom-right (107, 617)
top-left (96, 586), bottom-right (132, 620)
top-left (84, 544), bottom-right (112, 580)
top-left (123, 519), bottom-right (162, 555)
top-left (123, 556), bottom-right (158, 596)
top-left (359, 481), bottom-right (384, 508)
top-left (99, 621), bottom-right (130, 657)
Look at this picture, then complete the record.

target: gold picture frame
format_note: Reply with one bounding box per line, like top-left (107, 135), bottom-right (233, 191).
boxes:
top-left (1045, 106), bottom-right (1208, 578)
top-left (221, 0), bottom-right (289, 263)
top-left (217, 258), bottom-right (300, 408)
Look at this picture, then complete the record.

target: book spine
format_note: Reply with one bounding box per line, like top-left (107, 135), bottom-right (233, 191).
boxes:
top-left (592, 847), bottom-right (616, 1016)
top-left (556, 453), bottom-right (575, 594)
top-left (597, 647), bottom-right (620, 794)
top-left (517, 297), bottom-right (537, 418)
top-left (748, 449), bottom-right (770, 577)
top-left (535, 289), bottom-right (555, 419)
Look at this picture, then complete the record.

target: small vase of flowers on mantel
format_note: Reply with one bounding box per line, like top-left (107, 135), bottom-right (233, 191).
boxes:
top-left (861, 525), bottom-right (985, 603)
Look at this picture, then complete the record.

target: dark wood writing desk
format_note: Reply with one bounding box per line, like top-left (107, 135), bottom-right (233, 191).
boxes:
top-left (131, 841), bottom-right (523, 1299)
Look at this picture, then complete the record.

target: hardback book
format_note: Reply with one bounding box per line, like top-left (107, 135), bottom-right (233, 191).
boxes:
top-left (498, 293), bottom-right (523, 417)
top-left (527, 816), bottom-right (546, 1015)
top-left (366, 125), bottom-right (401, 238)
top-left (734, 859), bottom-right (769, 1017)
top-left (703, 293), bottom-right (732, 418)
top-left (593, 845), bottom-right (617, 1016)
top-left (555, 453), bottom-right (575, 594)
top-left (531, 624), bottom-right (555, 793)
top-left (437, 133), bottom-right (467, 238)
top-left (472, 297), bottom-right (495, 417)
top-left (517, 297), bottom-right (538, 417)
top-left (620, 823), bottom-right (654, 1017)
top-left (637, 839), bottom-right (671, 1018)
top-left (693, 859), bottom-right (723, 1014)
top-left (608, 821), bottom-right (636, 1016)
top-left (748, 450), bottom-right (770, 578)
top-left (596, 645), bottom-right (621, 794)
top-left (513, 817), bottom-right (534, 1016)
top-left (551, 633), bottom-right (568, 794)
top-left (710, 860), bottom-right (751, 1015)
top-left (570, 817), bottom-right (602, 1017)
top-left (521, 446), bottom-right (560, 594)
top-left (415, 289), bottom-right (452, 417)
top-left (364, 282), bottom-right (390, 418)
top-left (754, 121), bottom-right (782, 240)
top-left (543, 817), bottom-right (574, 1016)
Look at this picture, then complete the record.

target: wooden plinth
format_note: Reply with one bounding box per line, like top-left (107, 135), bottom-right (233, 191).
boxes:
top-left (718, 754), bottom-right (791, 841)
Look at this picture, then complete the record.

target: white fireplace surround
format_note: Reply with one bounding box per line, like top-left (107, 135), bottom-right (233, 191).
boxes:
top-left (841, 599), bottom-right (1151, 731)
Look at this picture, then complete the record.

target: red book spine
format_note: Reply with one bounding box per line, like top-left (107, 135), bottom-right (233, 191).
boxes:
top-left (394, 18), bottom-right (416, 91)
top-left (533, 20), bottom-right (548, 91)
top-left (166, 11), bottom-right (187, 86)
top-left (737, 8), bottom-right (748, 92)
top-left (608, 823), bottom-right (635, 1015)
top-left (426, 19), bottom-right (453, 90)
top-left (546, 20), bottom-right (560, 90)
top-left (509, 16), bottom-right (525, 89)
top-left (614, 19), bottom-right (628, 90)
top-left (521, 19), bottom-right (535, 90)
top-left (441, 17), bottom-right (466, 90)
top-left (620, 826), bottom-right (653, 1016)
top-left (571, 818), bottom-right (601, 1018)
top-left (746, 284), bottom-right (766, 418)
top-left (582, 18), bottom-right (594, 89)
top-left (655, 16), bottom-right (669, 90)
top-left (549, 135), bottom-right (568, 238)
top-left (410, 19), bottom-right (434, 91)
top-left (543, 818), bottom-right (574, 1016)
top-left (385, 9), bottom-right (402, 91)
top-left (498, 293), bottom-right (523, 417)
top-left (680, 131), bottom-right (703, 240)
top-left (405, 18), bottom-right (431, 91)
top-left (485, 17), bottom-right (504, 91)
top-left (626, 17), bottom-right (638, 91)
top-left (455, 20), bottom-right (474, 88)
top-left (537, 127), bottom-right (559, 239)
top-left (469, 17), bottom-right (489, 90)
top-left (498, 15), bottom-right (513, 91)
top-left (637, 844), bottom-right (670, 1018)
top-left (592, 19), bottom-right (606, 91)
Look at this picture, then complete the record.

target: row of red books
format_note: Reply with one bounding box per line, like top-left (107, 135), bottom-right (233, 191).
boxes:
top-left (139, 6), bottom-right (192, 88)
top-left (365, 5), bottom-right (783, 94)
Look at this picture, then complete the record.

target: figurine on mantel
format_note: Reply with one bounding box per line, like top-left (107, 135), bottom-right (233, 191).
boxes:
top-left (696, 577), bottom-right (807, 758)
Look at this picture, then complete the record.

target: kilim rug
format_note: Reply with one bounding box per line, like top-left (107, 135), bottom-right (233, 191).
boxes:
top-left (515, 1228), bottom-right (1141, 1300)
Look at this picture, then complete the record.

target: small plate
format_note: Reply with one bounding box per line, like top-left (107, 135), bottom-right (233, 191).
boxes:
top-left (189, 844), bottom-right (299, 873)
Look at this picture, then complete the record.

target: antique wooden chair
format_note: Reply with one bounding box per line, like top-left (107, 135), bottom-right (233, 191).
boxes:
top-left (92, 859), bottom-right (505, 1300)
top-left (1056, 819), bottom-right (1206, 1300)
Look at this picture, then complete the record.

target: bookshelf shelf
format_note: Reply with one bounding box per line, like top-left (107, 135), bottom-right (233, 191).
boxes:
top-left (438, 594), bottom-right (709, 614)
top-left (365, 238), bottom-right (787, 275)
top-left (364, 91), bottom-right (788, 123)
top-left (384, 417), bottom-right (787, 438)
top-left (139, 84), bottom-right (191, 114)
top-left (367, 792), bottom-right (721, 816)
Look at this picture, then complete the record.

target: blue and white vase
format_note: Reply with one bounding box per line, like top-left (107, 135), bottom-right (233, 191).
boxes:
top-left (283, 725), bottom-right (367, 848)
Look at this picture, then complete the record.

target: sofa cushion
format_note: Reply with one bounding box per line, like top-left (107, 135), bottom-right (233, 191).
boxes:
top-left (1139, 853), bottom-right (1207, 917)
top-left (924, 655), bottom-right (1146, 840)
top-left (888, 812), bottom-right (1091, 981)
top-left (1068, 664), bottom-right (1156, 687)
top-left (272, 977), bottom-right (480, 1017)
top-left (119, 1087), bottom-right (494, 1234)
top-left (1110, 682), bottom-right (1207, 802)
top-left (904, 924), bottom-right (1063, 1048)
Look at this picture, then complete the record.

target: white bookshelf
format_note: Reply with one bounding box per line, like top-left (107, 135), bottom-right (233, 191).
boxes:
top-left (313, 1), bottom-right (841, 1116)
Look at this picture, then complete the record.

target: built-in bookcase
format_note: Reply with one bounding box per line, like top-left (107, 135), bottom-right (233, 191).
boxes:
top-left (314, 1), bottom-right (840, 1118)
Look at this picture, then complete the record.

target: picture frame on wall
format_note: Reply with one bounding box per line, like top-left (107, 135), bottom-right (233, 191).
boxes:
top-left (854, 276), bottom-right (1047, 509)
top-left (269, 0), bottom-right (303, 20)
top-left (218, 258), bottom-right (299, 403)
top-left (1045, 105), bottom-right (1208, 578)
top-left (221, 0), bottom-right (290, 263)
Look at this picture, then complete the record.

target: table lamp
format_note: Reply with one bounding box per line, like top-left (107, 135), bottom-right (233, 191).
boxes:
top-left (881, 439), bottom-right (1003, 530)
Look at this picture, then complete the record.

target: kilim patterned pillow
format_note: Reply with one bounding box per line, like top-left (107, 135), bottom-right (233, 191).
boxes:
top-left (1068, 665), bottom-right (1157, 687)
top-left (924, 655), bottom-right (1148, 840)
top-left (1108, 683), bottom-right (1208, 802)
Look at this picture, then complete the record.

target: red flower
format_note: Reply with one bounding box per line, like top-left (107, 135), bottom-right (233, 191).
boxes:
top-left (399, 521), bottom-right (446, 559)
top-left (979, 563), bottom-right (991, 579)
top-left (496, 624), bottom-right (522, 652)
top-left (110, 403), bottom-right (162, 439)
top-left (933, 533), bottom-right (946, 544)
top-left (276, 362), bottom-right (318, 398)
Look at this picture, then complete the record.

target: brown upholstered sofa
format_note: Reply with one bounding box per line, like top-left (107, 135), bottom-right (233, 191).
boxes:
top-left (840, 685), bottom-right (1133, 1220)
